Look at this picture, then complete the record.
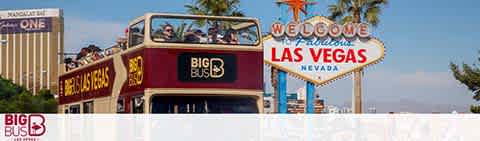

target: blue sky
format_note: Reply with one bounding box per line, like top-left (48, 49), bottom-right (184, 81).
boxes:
top-left (4, 0), bottom-right (480, 113)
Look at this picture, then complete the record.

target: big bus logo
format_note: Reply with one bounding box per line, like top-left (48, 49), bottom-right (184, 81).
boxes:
top-left (4, 114), bottom-right (46, 138)
top-left (178, 53), bottom-right (237, 82)
top-left (191, 57), bottom-right (225, 78)
top-left (128, 56), bottom-right (144, 87)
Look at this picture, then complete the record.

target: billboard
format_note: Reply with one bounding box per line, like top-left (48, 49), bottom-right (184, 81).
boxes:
top-left (264, 16), bottom-right (385, 85)
top-left (0, 17), bottom-right (52, 34)
top-left (0, 8), bottom-right (61, 19)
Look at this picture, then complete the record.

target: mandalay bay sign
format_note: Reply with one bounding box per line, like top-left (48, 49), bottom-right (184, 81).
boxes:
top-left (264, 16), bottom-right (385, 85)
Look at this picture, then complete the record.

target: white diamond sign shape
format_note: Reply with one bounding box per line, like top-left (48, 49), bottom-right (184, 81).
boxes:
top-left (263, 16), bottom-right (385, 85)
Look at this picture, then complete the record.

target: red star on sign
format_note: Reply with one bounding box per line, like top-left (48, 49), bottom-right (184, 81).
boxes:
top-left (278, 0), bottom-right (317, 22)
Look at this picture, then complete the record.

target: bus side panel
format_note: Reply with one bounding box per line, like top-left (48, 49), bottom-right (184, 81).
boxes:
top-left (142, 48), bottom-right (263, 90)
top-left (120, 49), bottom-right (146, 95)
top-left (94, 97), bottom-right (112, 113)
top-left (59, 59), bottom-right (116, 105)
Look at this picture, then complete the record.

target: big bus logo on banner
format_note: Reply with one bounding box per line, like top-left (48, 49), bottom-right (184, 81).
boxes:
top-left (3, 114), bottom-right (47, 140)
top-left (264, 16), bottom-right (385, 85)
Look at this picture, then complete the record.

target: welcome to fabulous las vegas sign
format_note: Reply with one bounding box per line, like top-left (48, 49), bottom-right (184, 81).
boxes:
top-left (263, 16), bottom-right (385, 85)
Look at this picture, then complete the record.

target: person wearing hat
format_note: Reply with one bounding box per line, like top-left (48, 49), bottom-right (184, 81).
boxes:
top-left (207, 27), bottom-right (226, 44)
top-left (184, 29), bottom-right (207, 43)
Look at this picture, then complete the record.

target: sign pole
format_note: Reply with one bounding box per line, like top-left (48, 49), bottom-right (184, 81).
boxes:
top-left (278, 71), bottom-right (287, 113)
top-left (306, 82), bottom-right (315, 113)
top-left (352, 69), bottom-right (362, 113)
top-left (277, 2), bottom-right (288, 114)
top-left (305, 0), bottom-right (316, 114)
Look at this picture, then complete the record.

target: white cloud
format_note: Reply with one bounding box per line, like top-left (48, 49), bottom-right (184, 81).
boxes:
top-left (367, 69), bottom-right (461, 88)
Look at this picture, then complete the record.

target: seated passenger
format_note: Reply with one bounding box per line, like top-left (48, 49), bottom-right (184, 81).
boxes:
top-left (207, 27), bottom-right (226, 44)
top-left (222, 29), bottom-right (240, 45)
top-left (184, 29), bottom-right (207, 43)
top-left (153, 24), bottom-right (177, 42)
top-left (76, 47), bottom-right (90, 61)
top-left (64, 58), bottom-right (77, 71)
top-left (116, 37), bottom-right (128, 50)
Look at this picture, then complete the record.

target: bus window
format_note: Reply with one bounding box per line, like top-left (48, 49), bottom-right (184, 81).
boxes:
top-left (150, 16), bottom-right (259, 46)
top-left (151, 18), bottom-right (207, 43)
top-left (83, 101), bottom-right (94, 113)
top-left (69, 104), bottom-right (81, 114)
top-left (206, 20), bottom-right (259, 45)
top-left (150, 96), bottom-right (258, 114)
top-left (117, 98), bottom-right (125, 113)
top-left (132, 95), bottom-right (144, 113)
top-left (129, 20), bottom-right (145, 47)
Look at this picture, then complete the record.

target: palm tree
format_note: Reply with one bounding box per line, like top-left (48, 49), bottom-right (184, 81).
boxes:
top-left (328, 0), bottom-right (388, 26)
top-left (185, 0), bottom-right (245, 27)
top-left (185, 0), bottom-right (244, 16)
top-left (328, 0), bottom-right (388, 113)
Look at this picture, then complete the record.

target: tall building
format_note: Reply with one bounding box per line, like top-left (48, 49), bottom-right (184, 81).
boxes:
top-left (0, 8), bottom-right (64, 95)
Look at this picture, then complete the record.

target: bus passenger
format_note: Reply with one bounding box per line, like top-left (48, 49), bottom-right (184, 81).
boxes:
top-left (222, 29), bottom-right (239, 45)
top-left (153, 24), bottom-right (177, 42)
top-left (196, 29), bottom-right (208, 43)
top-left (64, 58), bottom-right (77, 71)
top-left (207, 27), bottom-right (226, 44)
top-left (184, 29), bottom-right (207, 43)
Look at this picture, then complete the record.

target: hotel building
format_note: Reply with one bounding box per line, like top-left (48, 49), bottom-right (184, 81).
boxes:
top-left (0, 8), bottom-right (64, 95)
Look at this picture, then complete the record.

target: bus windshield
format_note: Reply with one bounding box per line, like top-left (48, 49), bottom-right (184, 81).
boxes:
top-left (151, 96), bottom-right (259, 113)
top-left (150, 16), bottom-right (259, 46)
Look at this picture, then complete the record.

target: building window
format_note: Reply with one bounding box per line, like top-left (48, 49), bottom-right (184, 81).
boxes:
top-left (83, 101), bottom-right (94, 113)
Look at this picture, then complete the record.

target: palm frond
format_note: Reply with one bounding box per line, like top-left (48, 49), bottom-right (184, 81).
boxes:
top-left (364, 6), bottom-right (381, 26)
top-left (340, 15), bottom-right (353, 25)
top-left (185, 0), bottom-right (244, 17)
top-left (328, 4), bottom-right (344, 21)
top-left (474, 92), bottom-right (480, 101)
top-left (328, 0), bottom-right (387, 26)
top-left (368, 0), bottom-right (389, 7)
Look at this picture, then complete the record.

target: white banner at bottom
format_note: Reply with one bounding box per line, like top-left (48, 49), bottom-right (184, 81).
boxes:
top-left (1, 114), bottom-right (479, 141)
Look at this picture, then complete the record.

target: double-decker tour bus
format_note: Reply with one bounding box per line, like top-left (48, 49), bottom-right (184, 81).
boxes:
top-left (58, 13), bottom-right (264, 113)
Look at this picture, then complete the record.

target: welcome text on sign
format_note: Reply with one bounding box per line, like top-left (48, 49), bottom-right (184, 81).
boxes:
top-left (270, 21), bottom-right (370, 64)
